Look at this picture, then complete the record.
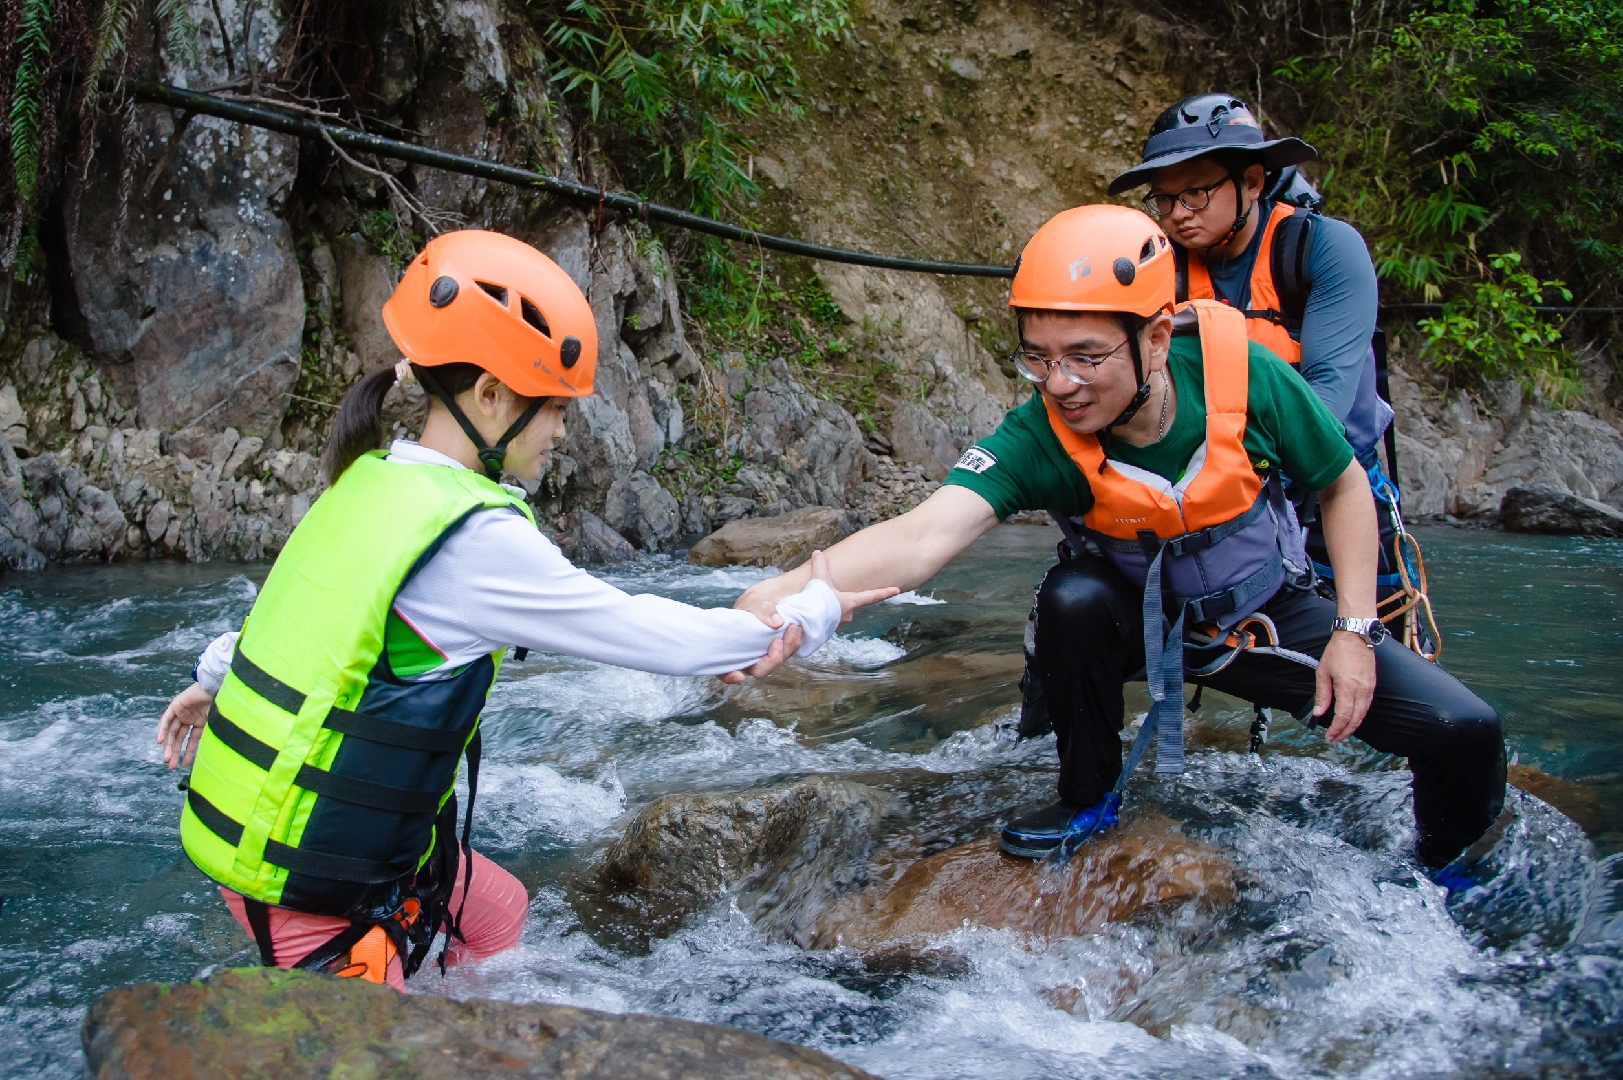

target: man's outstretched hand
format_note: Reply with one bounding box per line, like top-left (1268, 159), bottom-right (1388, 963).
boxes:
top-left (721, 550), bottom-right (899, 683)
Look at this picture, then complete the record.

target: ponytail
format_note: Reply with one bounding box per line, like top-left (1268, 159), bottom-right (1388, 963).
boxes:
top-left (320, 360), bottom-right (494, 483)
top-left (321, 365), bottom-right (399, 483)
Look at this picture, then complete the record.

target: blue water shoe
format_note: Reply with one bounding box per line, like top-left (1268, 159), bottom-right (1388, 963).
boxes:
top-left (1000, 797), bottom-right (1119, 858)
top-left (1427, 859), bottom-right (1482, 898)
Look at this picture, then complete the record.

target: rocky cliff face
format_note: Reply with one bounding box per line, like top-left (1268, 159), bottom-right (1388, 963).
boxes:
top-left (1, 0), bottom-right (1618, 573)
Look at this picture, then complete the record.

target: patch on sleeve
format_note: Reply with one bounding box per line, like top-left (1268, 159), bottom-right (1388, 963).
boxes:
top-left (952, 446), bottom-right (998, 475)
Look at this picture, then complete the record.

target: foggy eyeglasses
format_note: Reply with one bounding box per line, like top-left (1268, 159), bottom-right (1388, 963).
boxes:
top-left (1141, 177), bottom-right (1229, 217)
top-left (1008, 337), bottom-right (1130, 385)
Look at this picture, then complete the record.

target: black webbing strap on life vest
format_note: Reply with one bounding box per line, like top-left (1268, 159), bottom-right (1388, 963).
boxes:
top-left (230, 651), bottom-right (467, 754)
top-left (204, 706), bottom-right (445, 815)
top-left (242, 897), bottom-right (277, 966)
top-left (187, 788), bottom-right (402, 883)
top-left (435, 727), bottom-right (482, 976)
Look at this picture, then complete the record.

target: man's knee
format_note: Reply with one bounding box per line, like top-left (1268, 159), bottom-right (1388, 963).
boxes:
top-left (1036, 561), bottom-right (1126, 631)
top-left (1440, 694), bottom-right (1501, 750)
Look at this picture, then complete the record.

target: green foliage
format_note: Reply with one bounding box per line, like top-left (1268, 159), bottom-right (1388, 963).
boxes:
top-left (533, 0), bottom-right (850, 218)
top-left (2, 0), bottom-right (202, 276)
top-left (1418, 252), bottom-right (1580, 401)
top-left (1274, 0), bottom-right (1622, 306)
top-left (357, 209), bottom-right (419, 269)
top-left (8, 0), bottom-right (54, 207)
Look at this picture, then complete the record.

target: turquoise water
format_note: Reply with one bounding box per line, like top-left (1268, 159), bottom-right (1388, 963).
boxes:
top-left (1, 524), bottom-right (1620, 1077)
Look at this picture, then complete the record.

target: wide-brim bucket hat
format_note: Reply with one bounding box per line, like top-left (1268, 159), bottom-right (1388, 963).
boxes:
top-left (1107, 94), bottom-right (1316, 196)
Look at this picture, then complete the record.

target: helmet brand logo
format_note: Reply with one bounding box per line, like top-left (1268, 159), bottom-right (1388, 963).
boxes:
top-left (1069, 257), bottom-right (1092, 282)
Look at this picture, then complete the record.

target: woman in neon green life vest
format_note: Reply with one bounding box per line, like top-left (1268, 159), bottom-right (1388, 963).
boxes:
top-left (154, 230), bottom-right (897, 988)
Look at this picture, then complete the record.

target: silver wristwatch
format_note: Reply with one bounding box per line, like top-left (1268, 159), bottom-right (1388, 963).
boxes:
top-left (1332, 616), bottom-right (1388, 647)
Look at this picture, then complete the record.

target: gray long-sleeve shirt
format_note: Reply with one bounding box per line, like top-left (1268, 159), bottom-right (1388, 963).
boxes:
top-left (1199, 207), bottom-right (1379, 427)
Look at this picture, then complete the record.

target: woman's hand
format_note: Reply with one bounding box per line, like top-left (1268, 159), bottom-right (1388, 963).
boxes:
top-left (1313, 631), bottom-right (1377, 742)
top-left (157, 683), bottom-right (214, 769)
top-left (719, 551), bottom-right (899, 683)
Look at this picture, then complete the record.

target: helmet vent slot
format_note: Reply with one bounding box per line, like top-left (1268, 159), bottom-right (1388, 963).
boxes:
top-left (1139, 239), bottom-right (1157, 264)
top-left (520, 297), bottom-right (551, 338)
top-left (476, 281), bottom-right (509, 306)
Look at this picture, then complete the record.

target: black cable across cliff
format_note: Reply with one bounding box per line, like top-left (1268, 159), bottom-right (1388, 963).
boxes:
top-left (131, 82), bottom-right (1016, 280)
top-left (132, 82), bottom-right (1623, 317)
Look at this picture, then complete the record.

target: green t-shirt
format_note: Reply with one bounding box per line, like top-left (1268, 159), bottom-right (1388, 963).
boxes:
top-left (944, 334), bottom-right (1354, 519)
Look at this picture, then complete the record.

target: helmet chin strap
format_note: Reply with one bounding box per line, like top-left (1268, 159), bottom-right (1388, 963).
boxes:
top-left (415, 366), bottom-right (546, 481)
top-left (1105, 331), bottom-right (1153, 430)
top-left (1205, 172), bottom-right (1254, 257)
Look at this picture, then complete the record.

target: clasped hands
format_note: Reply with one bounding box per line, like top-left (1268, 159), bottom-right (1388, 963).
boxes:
top-left (721, 549), bottom-right (898, 683)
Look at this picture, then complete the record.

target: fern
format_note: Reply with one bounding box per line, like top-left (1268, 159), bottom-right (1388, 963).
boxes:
top-left (8, 0), bottom-right (53, 205)
top-left (155, 0), bottom-right (200, 66)
top-left (82, 0), bottom-right (140, 114)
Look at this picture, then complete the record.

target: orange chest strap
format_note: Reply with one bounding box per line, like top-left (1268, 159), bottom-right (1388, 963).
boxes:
top-left (1043, 300), bottom-right (1260, 540)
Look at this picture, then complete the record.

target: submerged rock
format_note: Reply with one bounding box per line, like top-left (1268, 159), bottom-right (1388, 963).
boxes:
top-left (82, 967), bottom-right (875, 1080)
top-left (1499, 484), bottom-right (1623, 538)
top-left (598, 777), bottom-right (887, 942)
top-left (808, 818), bottom-right (1235, 950)
top-left (687, 506), bottom-right (845, 568)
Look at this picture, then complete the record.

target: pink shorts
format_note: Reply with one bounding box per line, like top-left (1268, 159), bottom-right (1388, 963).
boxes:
top-left (222, 848), bottom-right (528, 991)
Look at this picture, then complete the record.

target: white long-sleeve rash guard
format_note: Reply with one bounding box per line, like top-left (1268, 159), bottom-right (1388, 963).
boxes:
top-left (192, 440), bottom-right (843, 692)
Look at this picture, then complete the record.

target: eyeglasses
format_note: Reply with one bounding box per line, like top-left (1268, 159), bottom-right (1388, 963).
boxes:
top-left (1141, 177), bottom-right (1230, 218)
top-left (1008, 337), bottom-right (1130, 386)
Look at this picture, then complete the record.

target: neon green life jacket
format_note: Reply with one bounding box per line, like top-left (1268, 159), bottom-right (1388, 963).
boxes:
top-left (180, 451), bottom-right (533, 919)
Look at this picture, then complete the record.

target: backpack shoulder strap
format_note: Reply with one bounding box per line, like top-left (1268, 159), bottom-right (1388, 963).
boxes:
top-left (1174, 242), bottom-right (1190, 303)
top-left (1267, 207), bottom-right (1317, 331)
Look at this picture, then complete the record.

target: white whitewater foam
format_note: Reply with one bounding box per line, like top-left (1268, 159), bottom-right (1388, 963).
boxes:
top-left (885, 590), bottom-right (947, 606)
top-left (805, 635), bottom-right (906, 668)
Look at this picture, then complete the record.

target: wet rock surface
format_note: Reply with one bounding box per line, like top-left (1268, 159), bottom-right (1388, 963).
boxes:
top-left (807, 821), bottom-right (1236, 951)
top-left (1499, 484), bottom-right (1623, 537)
top-left (688, 506), bottom-right (847, 568)
top-left (597, 777), bottom-right (888, 943)
top-left (81, 967), bottom-right (876, 1080)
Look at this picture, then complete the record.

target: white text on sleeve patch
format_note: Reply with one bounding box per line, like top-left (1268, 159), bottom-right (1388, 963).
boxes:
top-left (953, 446), bottom-right (998, 475)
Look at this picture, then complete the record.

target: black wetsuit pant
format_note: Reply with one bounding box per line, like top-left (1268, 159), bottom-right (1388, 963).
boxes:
top-left (1021, 551), bottom-right (1506, 869)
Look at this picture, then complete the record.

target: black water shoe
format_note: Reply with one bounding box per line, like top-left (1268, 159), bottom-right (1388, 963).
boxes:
top-left (1000, 797), bottom-right (1119, 858)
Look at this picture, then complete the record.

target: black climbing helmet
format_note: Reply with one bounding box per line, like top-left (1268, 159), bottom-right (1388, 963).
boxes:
top-left (1106, 94), bottom-right (1317, 196)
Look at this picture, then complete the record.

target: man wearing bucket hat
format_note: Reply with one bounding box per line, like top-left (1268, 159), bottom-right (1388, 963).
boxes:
top-left (1108, 94), bottom-right (1416, 646)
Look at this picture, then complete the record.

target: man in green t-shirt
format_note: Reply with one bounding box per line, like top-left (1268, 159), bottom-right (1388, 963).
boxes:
top-left (737, 205), bottom-right (1504, 879)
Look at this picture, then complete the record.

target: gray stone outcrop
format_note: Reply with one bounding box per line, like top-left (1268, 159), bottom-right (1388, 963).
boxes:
top-left (66, 1), bottom-right (302, 445)
top-left (1499, 485), bottom-right (1623, 537)
top-left (82, 967), bottom-right (876, 1080)
top-left (1388, 365), bottom-right (1623, 519)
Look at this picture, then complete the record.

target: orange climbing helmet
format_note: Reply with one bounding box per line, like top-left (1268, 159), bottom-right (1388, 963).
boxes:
top-left (382, 229), bottom-right (597, 399)
top-left (1008, 205), bottom-right (1175, 319)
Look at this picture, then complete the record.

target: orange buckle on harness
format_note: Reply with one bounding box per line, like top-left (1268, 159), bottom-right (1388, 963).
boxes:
top-left (333, 898), bottom-right (421, 984)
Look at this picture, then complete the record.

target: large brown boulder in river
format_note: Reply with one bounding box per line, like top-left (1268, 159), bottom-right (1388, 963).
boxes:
top-left (687, 506), bottom-right (846, 568)
top-left (808, 815), bottom-right (1236, 950)
top-left (82, 967), bottom-right (876, 1080)
top-left (596, 776), bottom-right (888, 943)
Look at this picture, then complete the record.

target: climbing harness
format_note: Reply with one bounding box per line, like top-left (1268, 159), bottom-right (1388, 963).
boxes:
top-left (1309, 460), bottom-right (1442, 661)
top-left (1370, 463), bottom-right (1443, 660)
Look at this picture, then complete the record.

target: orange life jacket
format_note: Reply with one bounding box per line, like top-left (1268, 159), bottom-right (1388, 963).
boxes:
top-left (1183, 202), bottom-right (1301, 365)
top-left (1045, 301), bottom-right (1260, 545)
top-left (1043, 299), bottom-right (1306, 776)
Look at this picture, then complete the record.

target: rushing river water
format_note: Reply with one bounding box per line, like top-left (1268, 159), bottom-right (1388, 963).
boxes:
top-left (2, 523), bottom-right (1621, 1078)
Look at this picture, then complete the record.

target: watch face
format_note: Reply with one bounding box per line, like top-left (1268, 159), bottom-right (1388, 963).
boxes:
top-left (1368, 621), bottom-right (1389, 644)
